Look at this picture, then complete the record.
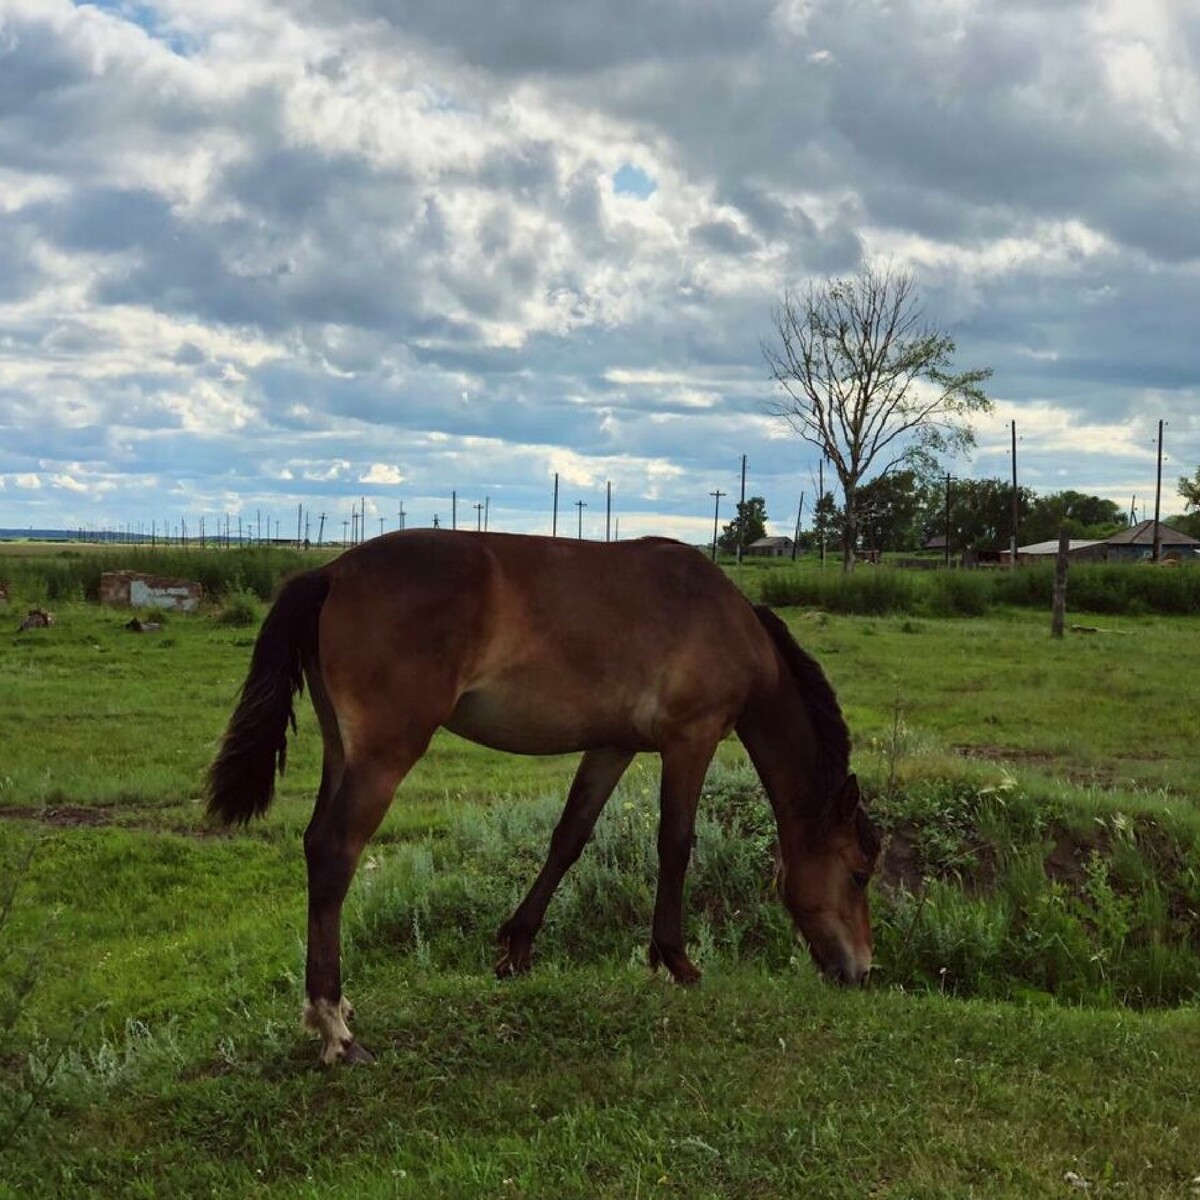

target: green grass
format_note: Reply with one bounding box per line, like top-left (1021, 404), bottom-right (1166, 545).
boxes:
top-left (1, 586), bottom-right (1199, 1196)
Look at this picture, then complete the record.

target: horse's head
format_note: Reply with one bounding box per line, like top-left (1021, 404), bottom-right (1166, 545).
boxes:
top-left (778, 773), bottom-right (880, 985)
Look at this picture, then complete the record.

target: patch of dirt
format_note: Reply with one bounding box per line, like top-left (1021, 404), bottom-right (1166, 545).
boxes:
top-left (0, 801), bottom-right (224, 838)
top-left (952, 744), bottom-right (1056, 765)
top-left (1044, 825), bottom-right (1134, 892)
top-left (877, 825), bottom-right (999, 895)
top-left (878, 828), bottom-right (922, 892)
top-left (0, 804), bottom-right (112, 828)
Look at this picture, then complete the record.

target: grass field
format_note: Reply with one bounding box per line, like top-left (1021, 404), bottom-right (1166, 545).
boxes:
top-left (1, 552), bottom-right (1198, 1197)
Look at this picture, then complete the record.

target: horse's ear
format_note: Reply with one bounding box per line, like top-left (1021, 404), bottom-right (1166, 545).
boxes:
top-left (837, 773), bottom-right (861, 821)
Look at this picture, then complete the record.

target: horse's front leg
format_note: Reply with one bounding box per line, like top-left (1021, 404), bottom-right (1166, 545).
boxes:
top-left (496, 747), bottom-right (634, 976)
top-left (648, 736), bottom-right (719, 985)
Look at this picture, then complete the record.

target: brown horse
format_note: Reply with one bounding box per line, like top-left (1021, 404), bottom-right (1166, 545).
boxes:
top-left (207, 530), bottom-right (879, 1065)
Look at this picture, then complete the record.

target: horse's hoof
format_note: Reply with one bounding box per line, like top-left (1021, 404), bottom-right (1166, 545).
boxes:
top-left (649, 941), bottom-right (702, 985)
top-left (340, 1039), bottom-right (376, 1066)
top-left (495, 928), bottom-right (533, 978)
top-left (494, 946), bottom-right (532, 979)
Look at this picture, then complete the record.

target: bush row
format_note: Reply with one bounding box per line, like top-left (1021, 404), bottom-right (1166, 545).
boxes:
top-left (0, 546), bottom-right (315, 604)
top-left (345, 766), bottom-right (1200, 1009)
top-left (758, 562), bottom-right (1200, 616)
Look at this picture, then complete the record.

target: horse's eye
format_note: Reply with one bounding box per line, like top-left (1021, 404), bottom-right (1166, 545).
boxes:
top-left (851, 871), bottom-right (870, 891)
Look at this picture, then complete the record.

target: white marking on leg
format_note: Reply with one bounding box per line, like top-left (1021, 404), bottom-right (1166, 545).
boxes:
top-left (302, 996), bottom-right (354, 1065)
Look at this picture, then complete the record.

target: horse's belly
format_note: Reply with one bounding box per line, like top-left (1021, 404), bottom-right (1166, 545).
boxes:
top-left (443, 686), bottom-right (652, 755)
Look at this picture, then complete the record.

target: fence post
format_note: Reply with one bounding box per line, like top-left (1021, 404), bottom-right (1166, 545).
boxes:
top-left (1051, 526), bottom-right (1069, 638)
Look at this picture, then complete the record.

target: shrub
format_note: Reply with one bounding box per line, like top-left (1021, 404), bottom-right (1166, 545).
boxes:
top-left (214, 589), bottom-right (263, 628)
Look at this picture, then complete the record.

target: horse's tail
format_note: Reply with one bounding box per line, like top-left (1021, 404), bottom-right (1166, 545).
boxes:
top-left (206, 568), bottom-right (331, 826)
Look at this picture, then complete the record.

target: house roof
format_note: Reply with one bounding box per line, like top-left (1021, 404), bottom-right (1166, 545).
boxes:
top-left (1017, 539), bottom-right (1105, 556)
top-left (1104, 519), bottom-right (1199, 546)
top-left (748, 536), bottom-right (794, 547)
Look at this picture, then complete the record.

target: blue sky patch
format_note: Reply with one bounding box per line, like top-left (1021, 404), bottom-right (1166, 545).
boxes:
top-left (76, 1), bottom-right (196, 56)
top-left (612, 164), bottom-right (656, 199)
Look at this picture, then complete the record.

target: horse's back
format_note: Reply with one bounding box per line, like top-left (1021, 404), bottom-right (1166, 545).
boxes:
top-left (315, 531), bottom-right (771, 755)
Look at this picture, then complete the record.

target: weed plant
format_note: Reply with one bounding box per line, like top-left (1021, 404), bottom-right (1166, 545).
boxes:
top-left (214, 589), bottom-right (264, 627)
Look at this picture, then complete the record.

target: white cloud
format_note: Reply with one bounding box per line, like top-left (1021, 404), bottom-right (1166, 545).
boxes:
top-left (360, 463), bottom-right (405, 484)
top-left (47, 473), bottom-right (87, 492)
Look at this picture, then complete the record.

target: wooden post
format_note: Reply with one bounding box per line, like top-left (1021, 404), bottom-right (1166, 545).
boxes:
top-left (1051, 526), bottom-right (1069, 638)
top-left (736, 454), bottom-right (747, 566)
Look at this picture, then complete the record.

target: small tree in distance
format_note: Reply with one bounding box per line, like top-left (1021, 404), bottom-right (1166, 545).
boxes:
top-left (718, 496), bottom-right (768, 555)
top-left (763, 263), bottom-right (992, 570)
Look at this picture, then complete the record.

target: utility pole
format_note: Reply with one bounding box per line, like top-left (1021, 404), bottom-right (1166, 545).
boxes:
top-left (792, 492), bottom-right (804, 561)
top-left (297, 503), bottom-right (303, 549)
top-left (1153, 418), bottom-right (1164, 563)
top-left (818, 459), bottom-right (825, 567)
top-left (474, 502), bottom-right (484, 531)
top-left (398, 501), bottom-right (406, 532)
top-left (605, 480), bottom-right (612, 542)
top-left (452, 490), bottom-right (457, 531)
top-left (484, 496), bottom-right (489, 532)
top-left (379, 517), bottom-right (385, 538)
top-left (709, 489), bottom-right (726, 562)
top-left (317, 513), bottom-right (325, 547)
top-left (736, 454), bottom-right (747, 565)
top-left (944, 473), bottom-right (955, 568)
top-left (575, 500), bottom-right (587, 539)
top-left (1010, 419), bottom-right (1019, 566)
top-left (552, 473), bottom-right (559, 537)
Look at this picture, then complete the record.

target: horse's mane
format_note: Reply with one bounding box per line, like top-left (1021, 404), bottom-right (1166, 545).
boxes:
top-left (752, 604), bottom-right (851, 821)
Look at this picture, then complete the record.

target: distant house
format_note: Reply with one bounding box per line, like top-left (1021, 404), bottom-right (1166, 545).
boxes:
top-left (1102, 520), bottom-right (1199, 563)
top-left (745, 536), bottom-right (795, 558)
top-left (1014, 521), bottom-right (1199, 564)
top-left (1015, 538), bottom-right (1108, 564)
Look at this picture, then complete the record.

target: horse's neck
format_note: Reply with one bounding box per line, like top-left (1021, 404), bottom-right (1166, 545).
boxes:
top-left (735, 675), bottom-right (819, 844)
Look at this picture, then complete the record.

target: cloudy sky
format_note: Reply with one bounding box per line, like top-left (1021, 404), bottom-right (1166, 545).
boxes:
top-left (1, 0), bottom-right (1198, 542)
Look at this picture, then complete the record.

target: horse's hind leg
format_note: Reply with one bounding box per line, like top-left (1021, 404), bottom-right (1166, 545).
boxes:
top-left (302, 741), bottom-right (428, 1066)
top-left (496, 746), bottom-right (634, 977)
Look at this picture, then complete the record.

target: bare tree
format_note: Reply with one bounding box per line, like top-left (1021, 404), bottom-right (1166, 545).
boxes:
top-left (1180, 467), bottom-right (1200, 511)
top-left (763, 263), bottom-right (992, 569)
